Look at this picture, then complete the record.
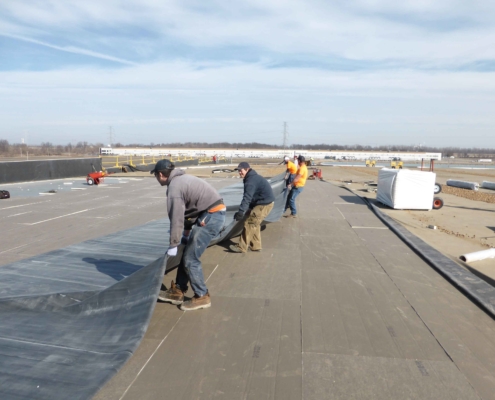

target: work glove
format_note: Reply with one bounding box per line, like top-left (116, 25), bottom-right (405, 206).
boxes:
top-left (167, 247), bottom-right (178, 256)
top-left (233, 211), bottom-right (244, 221)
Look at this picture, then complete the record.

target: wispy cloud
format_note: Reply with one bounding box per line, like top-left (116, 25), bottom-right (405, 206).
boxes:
top-left (0, 1), bottom-right (494, 146)
top-left (2, 1), bottom-right (495, 66)
top-left (1, 32), bottom-right (138, 66)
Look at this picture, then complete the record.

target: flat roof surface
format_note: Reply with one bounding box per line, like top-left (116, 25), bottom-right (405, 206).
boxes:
top-left (1, 176), bottom-right (495, 399)
top-left (98, 179), bottom-right (494, 399)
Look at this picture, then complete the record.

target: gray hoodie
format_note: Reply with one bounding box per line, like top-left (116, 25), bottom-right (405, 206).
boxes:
top-left (165, 169), bottom-right (222, 247)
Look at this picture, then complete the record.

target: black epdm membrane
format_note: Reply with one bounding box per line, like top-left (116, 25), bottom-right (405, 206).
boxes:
top-left (0, 173), bottom-right (287, 400)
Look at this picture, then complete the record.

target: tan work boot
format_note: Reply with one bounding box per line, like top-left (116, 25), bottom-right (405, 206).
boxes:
top-left (158, 281), bottom-right (184, 305)
top-left (180, 292), bottom-right (211, 311)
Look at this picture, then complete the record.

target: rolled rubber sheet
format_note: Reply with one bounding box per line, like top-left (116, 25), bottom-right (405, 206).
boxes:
top-left (0, 173), bottom-right (288, 399)
top-left (446, 179), bottom-right (479, 191)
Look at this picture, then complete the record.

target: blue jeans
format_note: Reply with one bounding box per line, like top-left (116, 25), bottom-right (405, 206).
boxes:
top-left (285, 173), bottom-right (295, 186)
top-left (286, 186), bottom-right (304, 215)
top-left (176, 210), bottom-right (225, 296)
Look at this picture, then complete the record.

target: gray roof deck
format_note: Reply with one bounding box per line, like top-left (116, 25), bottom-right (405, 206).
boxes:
top-left (1, 175), bottom-right (494, 399)
top-left (95, 180), bottom-right (495, 399)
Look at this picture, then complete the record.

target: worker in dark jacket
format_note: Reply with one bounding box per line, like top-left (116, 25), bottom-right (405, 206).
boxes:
top-left (230, 162), bottom-right (275, 253)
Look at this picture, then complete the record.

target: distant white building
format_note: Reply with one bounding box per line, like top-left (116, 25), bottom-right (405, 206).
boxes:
top-left (99, 147), bottom-right (442, 161)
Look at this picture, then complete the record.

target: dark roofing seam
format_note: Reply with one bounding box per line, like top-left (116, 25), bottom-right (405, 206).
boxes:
top-left (367, 199), bottom-right (495, 320)
top-left (325, 180), bottom-right (495, 320)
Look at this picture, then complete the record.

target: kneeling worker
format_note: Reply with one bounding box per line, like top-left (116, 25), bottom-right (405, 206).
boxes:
top-left (152, 159), bottom-right (226, 311)
top-left (230, 162), bottom-right (275, 253)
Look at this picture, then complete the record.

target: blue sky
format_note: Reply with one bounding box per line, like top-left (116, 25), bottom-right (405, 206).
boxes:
top-left (1, 1), bottom-right (494, 147)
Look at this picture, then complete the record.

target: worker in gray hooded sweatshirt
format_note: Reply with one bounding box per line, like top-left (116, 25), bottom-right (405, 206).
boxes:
top-left (151, 159), bottom-right (226, 311)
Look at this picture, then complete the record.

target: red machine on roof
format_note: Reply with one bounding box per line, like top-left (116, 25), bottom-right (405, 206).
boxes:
top-left (86, 170), bottom-right (106, 185)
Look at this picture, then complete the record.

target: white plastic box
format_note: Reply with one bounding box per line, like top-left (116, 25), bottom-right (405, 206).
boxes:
top-left (377, 168), bottom-right (435, 210)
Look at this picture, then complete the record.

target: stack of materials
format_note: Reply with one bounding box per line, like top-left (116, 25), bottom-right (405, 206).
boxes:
top-left (377, 168), bottom-right (435, 210)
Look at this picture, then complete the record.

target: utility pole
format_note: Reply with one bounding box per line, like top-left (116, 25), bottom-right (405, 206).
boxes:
top-left (108, 126), bottom-right (114, 147)
top-left (283, 122), bottom-right (288, 153)
top-left (24, 131), bottom-right (29, 160)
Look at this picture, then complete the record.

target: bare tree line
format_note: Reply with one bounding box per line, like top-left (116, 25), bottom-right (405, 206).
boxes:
top-left (1, 139), bottom-right (495, 158)
top-left (0, 140), bottom-right (103, 157)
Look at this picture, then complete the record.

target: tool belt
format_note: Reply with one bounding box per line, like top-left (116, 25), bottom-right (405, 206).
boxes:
top-left (207, 199), bottom-right (226, 213)
top-left (184, 199), bottom-right (225, 229)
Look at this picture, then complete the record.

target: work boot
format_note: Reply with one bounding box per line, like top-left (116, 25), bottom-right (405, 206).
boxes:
top-left (180, 292), bottom-right (211, 311)
top-left (158, 281), bottom-right (184, 305)
top-left (229, 244), bottom-right (246, 253)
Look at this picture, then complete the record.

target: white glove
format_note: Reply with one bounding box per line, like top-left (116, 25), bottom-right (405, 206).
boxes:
top-left (167, 247), bottom-right (178, 256)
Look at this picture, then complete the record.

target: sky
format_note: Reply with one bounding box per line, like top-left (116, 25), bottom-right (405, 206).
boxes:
top-left (0, 1), bottom-right (494, 148)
